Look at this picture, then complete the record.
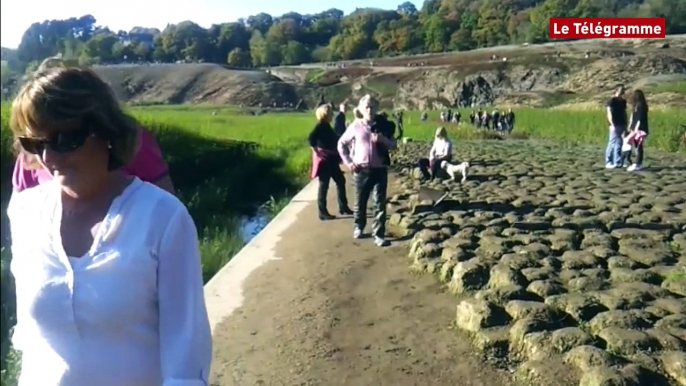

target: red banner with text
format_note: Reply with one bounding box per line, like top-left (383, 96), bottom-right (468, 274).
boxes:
top-left (549, 18), bottom-right (666, 39)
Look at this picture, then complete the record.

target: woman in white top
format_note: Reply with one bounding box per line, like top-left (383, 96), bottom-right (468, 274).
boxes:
top-left (7, 61), bottom-right (211, 385)
top-left (418, 127), bottom-right (453, 180)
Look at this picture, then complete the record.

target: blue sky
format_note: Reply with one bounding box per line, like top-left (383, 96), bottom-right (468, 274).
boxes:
top-left (1, 0), bottom-right (422, 48)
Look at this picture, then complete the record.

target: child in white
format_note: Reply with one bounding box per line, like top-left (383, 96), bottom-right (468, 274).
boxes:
top-left (620, 131), bottom-right (633, 167)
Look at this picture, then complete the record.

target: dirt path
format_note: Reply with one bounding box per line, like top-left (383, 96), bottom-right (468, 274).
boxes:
top-left (209, 173), bottom-right (514, 386)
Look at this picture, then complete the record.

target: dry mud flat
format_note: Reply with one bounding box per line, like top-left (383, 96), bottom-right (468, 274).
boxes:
top-left (389, 141), bottom-right (686, 386)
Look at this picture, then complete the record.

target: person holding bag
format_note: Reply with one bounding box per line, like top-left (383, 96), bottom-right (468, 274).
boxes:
top-left (309, 103), bottom-right (353, 220)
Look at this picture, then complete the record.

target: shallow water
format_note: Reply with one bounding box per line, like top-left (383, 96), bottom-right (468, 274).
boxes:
top-left (239, 209), bottom-right (272, 242)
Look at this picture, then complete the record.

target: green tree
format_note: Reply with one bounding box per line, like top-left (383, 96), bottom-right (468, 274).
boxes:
top-left (227, 47), bottom-right (251, 67)
top-left (423, 15), bottom-right (450, 52)
top-left (249, 31), bottom-right (281, 66)
top-left (281, 41), bottom-right (309, 65)
top-left (649, 0), bottom-right (686, 34)
top-left (82, 34), bottom-right (119, 63)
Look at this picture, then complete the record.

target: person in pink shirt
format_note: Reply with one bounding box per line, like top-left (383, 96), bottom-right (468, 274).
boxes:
top-left (12, 127), bottom-right (174, 194)
top-left (337, 95), bottom-right (397, 247)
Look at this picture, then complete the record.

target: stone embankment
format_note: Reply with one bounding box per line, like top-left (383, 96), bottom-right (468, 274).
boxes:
top-left (387, 141), bottom-right (686, 386)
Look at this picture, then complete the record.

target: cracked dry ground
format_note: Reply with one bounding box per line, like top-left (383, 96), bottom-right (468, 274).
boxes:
top-left (389, 141), bottom-right (686, 386)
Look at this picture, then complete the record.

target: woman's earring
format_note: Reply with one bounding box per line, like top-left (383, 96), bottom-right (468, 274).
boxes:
top-left (107, 142), bottom-right (113, 149)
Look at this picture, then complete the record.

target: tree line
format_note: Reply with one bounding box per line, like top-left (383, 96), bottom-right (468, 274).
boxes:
top-left (3, 0), bottom-right (685, 74)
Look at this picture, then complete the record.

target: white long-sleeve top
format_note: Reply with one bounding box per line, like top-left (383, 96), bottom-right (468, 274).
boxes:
top-left (7, 177), bottom-right (212, 386)
top-left (429, 138), bottom-right (453, 161)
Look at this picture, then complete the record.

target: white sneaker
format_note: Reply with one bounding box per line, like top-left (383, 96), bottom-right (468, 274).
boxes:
top-left (374, 237), bottom-right (389, 247)
top-left (605, 163), bottom-right (617, 169)
top-left (627, 164), bottom-right (642, 172)
top-left (353, 228), bottom-right (363, 239)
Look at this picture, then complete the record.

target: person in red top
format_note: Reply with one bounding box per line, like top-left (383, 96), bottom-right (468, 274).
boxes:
top-left (12, 127), bottom-right (175, 194)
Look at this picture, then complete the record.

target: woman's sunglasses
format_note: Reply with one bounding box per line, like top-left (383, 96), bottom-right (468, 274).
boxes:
top-left (18, 127), bottom-right (92, 155)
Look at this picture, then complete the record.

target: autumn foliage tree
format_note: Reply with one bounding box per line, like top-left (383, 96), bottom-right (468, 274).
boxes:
top-left (2, 0), bottom-right (684, 73)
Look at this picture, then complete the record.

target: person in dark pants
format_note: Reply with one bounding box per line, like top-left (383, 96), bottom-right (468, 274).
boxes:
top-left (505, 108), bottom-right (515, 133)
top-left (626, 89), bottom-right (649, 171)
top-left (309, 103), bottom-right (353, 220)
top-left (395, 111), bottom-right (404, 140)
top-left (333, 103), bottom-right (347, 137)
top-left (338, 95), bottom-right (397, 247)
top-left (605, 86), bottom-right (628, 169)
top-left (417, 127), bottom-right (453, 180)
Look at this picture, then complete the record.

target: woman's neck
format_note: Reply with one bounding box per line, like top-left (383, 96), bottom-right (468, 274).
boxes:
top-left (62, 172), bottom-right (128, 203)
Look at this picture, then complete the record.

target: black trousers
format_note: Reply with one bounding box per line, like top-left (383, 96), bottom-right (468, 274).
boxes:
top-left (635, 142), bottom-right (645, 165)
top-left (418, 155), bottom-right (451, 179)
top-left (317, 162), bottom-right (348, 216)
top-left (353, 167), bottom-right (388, 238)
top-left (621, 150), bottom-right (633, 166)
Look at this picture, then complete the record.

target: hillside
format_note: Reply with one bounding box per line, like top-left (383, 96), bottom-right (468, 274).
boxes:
top-left (93, 63), bottom-right (302, 107)
top-left (87, 36), bottom-right (685, 109)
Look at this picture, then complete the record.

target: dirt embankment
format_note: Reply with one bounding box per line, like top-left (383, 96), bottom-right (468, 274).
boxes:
top-left (90, 36), bottom-right (686, 109)
top-left (93, 63), bottom-right (302, 107)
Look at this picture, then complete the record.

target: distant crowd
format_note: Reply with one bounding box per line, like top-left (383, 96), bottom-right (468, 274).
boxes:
top-left (419, 108), bottom-right (516, 133)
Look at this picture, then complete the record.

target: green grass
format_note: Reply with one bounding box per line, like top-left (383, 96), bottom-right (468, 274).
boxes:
top-left (1, 103), bottom-right (684, 385)
top-left (398, 107), bottom-right (686, 153)
top-left (651, 80), bottom-right (686, 95)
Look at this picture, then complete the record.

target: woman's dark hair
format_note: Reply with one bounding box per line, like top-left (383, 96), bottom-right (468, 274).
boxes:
top-left (629, 89), bottom-right (648, 113)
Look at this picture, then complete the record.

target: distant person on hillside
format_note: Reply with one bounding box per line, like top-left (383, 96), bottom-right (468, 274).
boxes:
top-left (338, 95), bottom-right (397, 247)
top-left (605, 85), bottom-right (628, 169)
top-left (309, 103), bottom-right (353, 221)
top-left (395, 111), bottom-right (404, 140)
top-left (505, 108), bottom-right (515, 133)
top-left (626, 89), bottom-right (649, 171)
top-left (421, 112), bottom-right (428, 122)
top-left (417, 127), bottom-right (453, 180)
top-left (492, 110), bottom-right (501, 130)
top-left (333, 103), bottom-right (347, 137)
top-left (7, 57), bottom-right (211, 385)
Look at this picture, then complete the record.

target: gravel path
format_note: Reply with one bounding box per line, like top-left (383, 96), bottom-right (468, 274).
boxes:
top-left (209, 169), bottom-right (514, 386)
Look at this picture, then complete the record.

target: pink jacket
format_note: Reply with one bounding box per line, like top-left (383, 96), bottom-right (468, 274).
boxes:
top-left (626, 130), bottom-right (648, 146)
top-left (337, 119), bottom-right (397, 169)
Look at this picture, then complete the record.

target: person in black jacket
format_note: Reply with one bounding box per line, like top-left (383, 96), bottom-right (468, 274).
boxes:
top-left (309, 103), bottom-right (353, 220)
top-left (333, 103), bottom-right (347, 137)
top-left (371, 111), bottom-right (396, 167)
top-left (626, 89), bottom-right (649, 172)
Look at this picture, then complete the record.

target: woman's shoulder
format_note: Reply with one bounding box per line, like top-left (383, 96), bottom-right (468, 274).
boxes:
top-left (130, 179), bottom-right (187, 217)
top-left (7, 180), bottom-right (58, 220)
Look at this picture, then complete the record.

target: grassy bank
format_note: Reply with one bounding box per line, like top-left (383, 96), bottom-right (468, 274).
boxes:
top-left (1, 104), bottom-right (684, 385)
top-left (400, 107), bottom-right (686, 153)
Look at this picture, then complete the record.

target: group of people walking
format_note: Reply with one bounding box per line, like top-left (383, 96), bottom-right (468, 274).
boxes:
top-left (308, 95), bottom-right (398, 248)
top-left (419, 108), bottom-right (516, 134)
top-left (470, 108), bottom-right (515, 133)
top-left (605, 85), bottom-right (650, 171)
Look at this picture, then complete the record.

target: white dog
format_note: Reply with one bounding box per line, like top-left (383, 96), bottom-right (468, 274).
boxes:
top-left (440, 160), bottom-right (470, 182)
